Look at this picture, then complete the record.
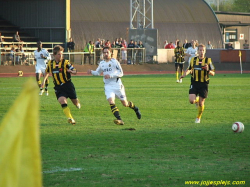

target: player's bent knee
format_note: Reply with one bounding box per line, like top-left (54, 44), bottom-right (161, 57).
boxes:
top-left (121, 100), bottom-right (128, 107)
top-left (189, 100), bottom-right (195, 104)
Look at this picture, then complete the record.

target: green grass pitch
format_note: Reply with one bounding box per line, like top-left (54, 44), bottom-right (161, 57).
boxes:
top-left (0, 73), bottom-right (249, 187)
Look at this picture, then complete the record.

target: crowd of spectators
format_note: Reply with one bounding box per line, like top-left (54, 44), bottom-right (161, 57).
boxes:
top-left (1, 29), bottom-right (250, 66)
top-left (0, 31), bottom-right (27, 65)
top-left (82, 37), bottom-right (145, 65)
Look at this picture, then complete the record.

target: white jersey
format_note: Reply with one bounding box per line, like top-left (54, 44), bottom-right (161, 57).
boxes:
top-left (186, 46), bottom-right (198, 64)
top-left (91, 58), bottom-right (123, 86)
top-left (34, 48), bottom-right (51, 73)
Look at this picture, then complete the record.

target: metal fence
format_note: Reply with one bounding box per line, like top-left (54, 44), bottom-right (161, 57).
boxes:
top-left (0, 47), bottom-right (146, 65)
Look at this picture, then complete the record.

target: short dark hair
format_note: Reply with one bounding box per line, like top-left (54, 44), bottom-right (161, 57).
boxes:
top-left (102, 46), bottom-right (112, 52)
top-left (53, 45), bottom-right (64, 55)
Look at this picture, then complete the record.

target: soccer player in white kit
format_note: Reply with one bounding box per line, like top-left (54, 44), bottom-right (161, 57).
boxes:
top-left (34, 41), bottom-right (51, 95)
top-left (185, 40), bottom-right (198, 66)
top-left (88, 46), bottom-right (141, 125)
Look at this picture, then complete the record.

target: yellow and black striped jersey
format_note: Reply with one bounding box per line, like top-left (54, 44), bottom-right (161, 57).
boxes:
top-left (188, 57), bottom-right (215, 84)
top-left (46, 59), bottom-right (76, 86)
top-left (174, 46), bottom-right (184, 63)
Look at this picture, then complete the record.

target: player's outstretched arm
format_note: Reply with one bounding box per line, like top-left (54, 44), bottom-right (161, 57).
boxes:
top-left (180, 69), bottom-right (191, 80)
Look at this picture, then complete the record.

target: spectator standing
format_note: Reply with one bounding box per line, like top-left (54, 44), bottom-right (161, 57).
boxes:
top-left (0, 32), bottom-right (4, 48)
top-left (84, 41), bottom-right (92, 64)
top-left (19, 45), bottom-right (27, 64)
top-left (87, 46), bottom-right (141, 125)
top-left (243, 40), bottom-right (249, 49)
top-left (206, 41), bottom-right (213, 49)
top-left (105, 40), bottom-right (111, 47)
top-left (122, 39), bottom-right (127, 47)
top-left (121, 40), bottom-right (127, 64)
top-left (15, 46), bottom-right (21, 64)
top-left (127, 40), bottom-right (135, 64)
top-left (127, 40), bottom-right (135, 48)
top-left (183, 39), bottom-right (190, 49)
top-left (226, 43), bottom-right (234, 50)
top-left (111, 41), bottom-right (116, 48)
top-left (95, 39), bottom-right (102, 64)
top-left (67, 37), bottom-right (75, 62)
top-left (164, 40), bottom-right (168, 48)
top-left (195, 40), bottom-right (199, 47)
top-left (14, 31), bottom-right (22, 43)
top-left (165, 42), bottom-right (175, 49)
top-left (34, 41), bottom-right (51, 96)
top-left (133, 41), bottom-right (139, 64)
top-left (115, 41), bottom-right (123, 60)
top-left (9, 46), bottom-right (15, 65)
top-left (119, 37), bottom-right (123, 44)
top-left (91, 41), bottom-right (95, 64)
top-left (67, 37), bottom-right (75, 52)
top-left (136, 41), bottom-right (144, 64)
top-left (115, 38), bottom-right (119, 45)
top-left (116, 41), bottom-right (123, 48)
top-left (95, 38), bottom-right (101, 47)
top-left (173, 39), bottom-right (179, 48)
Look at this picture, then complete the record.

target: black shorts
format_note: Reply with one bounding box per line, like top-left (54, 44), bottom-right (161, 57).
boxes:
top-left (54, 81), bottom-right (77, 100)
top-left (189, 81), bottom-right (208, 98)
top-left (175, 63), bottom-right (184, 71)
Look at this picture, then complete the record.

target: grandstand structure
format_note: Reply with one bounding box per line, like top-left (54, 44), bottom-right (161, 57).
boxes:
top-left (71, 0), bottom-right (223, 50)
top-left (0, 0), bottom-right (249, 66)
top-left (0, 0), bottom-right (223, 50)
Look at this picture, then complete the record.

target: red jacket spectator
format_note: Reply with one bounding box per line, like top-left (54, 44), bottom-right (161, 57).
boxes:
top-left (165, 42), bottom-right (175, 49)
top-left (105, 40), bottom-right (111, 47)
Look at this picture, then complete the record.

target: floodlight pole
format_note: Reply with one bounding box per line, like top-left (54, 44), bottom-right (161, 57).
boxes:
top-left (130, 0), bottom-right (154, 29)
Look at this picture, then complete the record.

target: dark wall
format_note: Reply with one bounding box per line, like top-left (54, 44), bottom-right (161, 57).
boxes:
top-left (0, 0), bottom-right (66, 42)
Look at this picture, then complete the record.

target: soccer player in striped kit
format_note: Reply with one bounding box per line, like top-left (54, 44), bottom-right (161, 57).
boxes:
top-left (42, 45), bottom-right (81, 125)
top-left (180, 44), bottom-right (215, 123)
top-left (88, 46), bottom-right (141, 125)
top-left (174, 41), bottom-right (185, 83)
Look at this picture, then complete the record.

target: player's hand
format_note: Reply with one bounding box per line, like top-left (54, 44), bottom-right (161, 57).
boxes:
top-left (40, 54), bottom-right (46, 59)
top-left (202, 64), bottom-right (209, 71)
top-left (87, 69), bottom-right (92, 74)
top-left (104, 74), bottom-right (110, 79)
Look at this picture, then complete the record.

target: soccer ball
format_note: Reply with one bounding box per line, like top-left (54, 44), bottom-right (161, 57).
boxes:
top-left (232, 122), bottom-right (244, 133)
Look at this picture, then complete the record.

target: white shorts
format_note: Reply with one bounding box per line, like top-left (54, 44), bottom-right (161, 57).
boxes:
top-left (35, 64), bottom-right (46, 74)
top-left (105, 84), bottom-right (126, 101)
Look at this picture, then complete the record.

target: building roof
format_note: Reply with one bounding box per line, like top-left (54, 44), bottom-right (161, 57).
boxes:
top-left (71, 0), bottom-right (223, 50)
top-left (216, 11), bottom-right (250, 27)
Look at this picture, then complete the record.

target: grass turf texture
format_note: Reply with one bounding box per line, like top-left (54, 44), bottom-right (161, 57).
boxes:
top-left (0, 74), bottom-right (249, 187)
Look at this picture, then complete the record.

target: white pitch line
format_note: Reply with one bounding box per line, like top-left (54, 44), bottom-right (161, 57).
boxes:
top-left (43, 167), bottom-right (83, 174)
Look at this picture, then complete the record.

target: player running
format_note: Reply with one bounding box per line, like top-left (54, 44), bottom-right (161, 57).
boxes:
top-left (88, 46), bottom-right (141, 125)
top-left (34, 41), bottom-right (51, 96)
top-left (174, 41), bottom-right (185, 83)
top-left (180, 44), bottom-right (215, 123)
top-left (42, 45), bottom-right (81, 125)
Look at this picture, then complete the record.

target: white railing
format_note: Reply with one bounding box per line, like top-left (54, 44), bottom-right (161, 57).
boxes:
top-left (0, 47), bottom-right (146, 66)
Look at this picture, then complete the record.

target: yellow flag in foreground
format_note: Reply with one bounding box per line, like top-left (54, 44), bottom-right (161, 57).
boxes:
top-left (0, 79), bottom-right (42, 187)
top-left (239, 50), bottom-right (242, 57)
